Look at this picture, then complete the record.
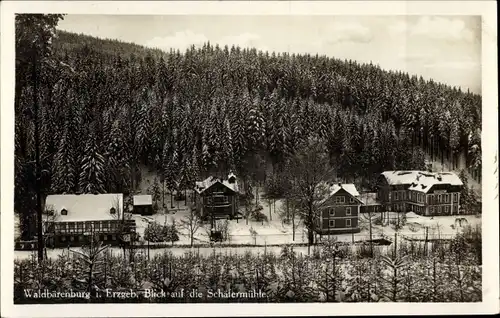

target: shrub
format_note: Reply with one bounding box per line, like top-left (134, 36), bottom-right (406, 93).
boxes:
top-left (144, 222), bottom-right (165, 242)
top-left (162, 223), bottom-right (180, 242)
top-left (143, 222), bottom-right (179, 243)
top-left (251, 209), bottom-right (268, 222)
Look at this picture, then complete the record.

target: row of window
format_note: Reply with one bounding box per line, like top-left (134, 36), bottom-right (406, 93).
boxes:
top-left (46, 221), bottom-right (120, 233)
top-left (334, 196), bottom-right (355, 204)
top-left (391, 191), bottom-right (459, 204)
top-left (328, 219), bottom-right (351, 228)
top-left (60, 234), bottom-right (117, 242)
top-left (428, 193), bottom-right (459, 204)
top-left (327, 207), bottom-right (352, 216)
top-left (207, 195), bottom-right (229, 205)
top-left (430, 205), bottom-right (459, 215)
top-left (408, 204), bottom-right (425, 214)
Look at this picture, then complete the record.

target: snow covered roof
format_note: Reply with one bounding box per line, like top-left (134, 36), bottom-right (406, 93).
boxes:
top-left (329, 183), bottom-right (360, 197)
top-left (358, 192), bottom-right (381, 205)
top-left (194, 175), bottom-right (239, 194)
top-left (133, 195), bottom-right (152, 206)
top-left (318, 183), bottom-right (362, 205)
top-left (381, 171), bottom-right (422, 185)
top-left (408, 172), bottom-right (463, 193)
top-left (44, 193), bottom-right (124, 222)
top-left (382, 170), bottom-right (463, 193)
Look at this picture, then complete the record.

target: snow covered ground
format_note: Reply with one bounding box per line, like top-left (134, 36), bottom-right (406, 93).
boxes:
top-left (362, 211), bottom-right (481, 240)
top-left (131, 189), bottom-right (308, 246)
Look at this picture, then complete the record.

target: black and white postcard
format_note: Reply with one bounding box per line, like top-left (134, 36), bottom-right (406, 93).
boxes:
top-left (1, 1), bottom-right (498, 317)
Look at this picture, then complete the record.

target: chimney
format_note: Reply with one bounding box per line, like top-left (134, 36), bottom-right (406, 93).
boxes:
top-left (338, 183), bottom-right (342, 187)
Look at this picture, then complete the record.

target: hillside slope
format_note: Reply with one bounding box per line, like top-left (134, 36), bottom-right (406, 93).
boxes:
top-left (15, 30), bottom-right (482, 224)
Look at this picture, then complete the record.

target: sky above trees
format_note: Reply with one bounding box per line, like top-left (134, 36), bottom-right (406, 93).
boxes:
top-left (57, 15), bottom-right (481, 94)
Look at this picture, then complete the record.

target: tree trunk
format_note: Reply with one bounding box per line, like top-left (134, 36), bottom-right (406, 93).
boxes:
top-left (33, 48), bottom-right (44, 263)
top-left (286, 198), bottom-right (289, 221)
top-left (369, 212), bottom-right (373, 257)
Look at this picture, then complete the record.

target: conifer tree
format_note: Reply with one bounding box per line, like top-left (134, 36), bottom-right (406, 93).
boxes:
top-left (51, 121), bottom-right (76, 193)
top-left (79, 128), bottom-right (106, 194)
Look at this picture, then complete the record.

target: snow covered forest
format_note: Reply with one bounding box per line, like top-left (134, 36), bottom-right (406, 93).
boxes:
top-left (15, 15), bottom-right (482, 242)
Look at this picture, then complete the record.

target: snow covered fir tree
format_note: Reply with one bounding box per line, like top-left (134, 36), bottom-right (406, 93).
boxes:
top-left (13, 14), bottom-right (482, 303)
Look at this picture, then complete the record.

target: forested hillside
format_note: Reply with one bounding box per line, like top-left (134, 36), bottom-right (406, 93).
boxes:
top-left (15, 30), bottom-right (482, 239)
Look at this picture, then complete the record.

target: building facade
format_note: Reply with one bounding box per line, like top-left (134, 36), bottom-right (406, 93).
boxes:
top-left (133, 195), bottom-right (154, 215)
top-left (42, 193), bottom-right (136, 247)
top-left (316, 184), bottom-right (362, 235)
top-left (377, 171), bottom-right (464, 216)
top-left (194, 174), bottom-right (239, 220)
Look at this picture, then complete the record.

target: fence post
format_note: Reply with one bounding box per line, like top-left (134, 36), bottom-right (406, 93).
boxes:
top-left (394, 232), bottom-right (398, 258)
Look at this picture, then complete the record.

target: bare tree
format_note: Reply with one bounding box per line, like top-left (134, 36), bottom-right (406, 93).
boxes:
top-left (360, 205), bottom-right (379, 258)
top-left (180, 207), bottom-right (202, 246)
top-left (288, 137), bottom-right (333, 254)
top-left (111, 195), bottom-right (135, 259)
top-left (41, 204), bottom-right (59, 258)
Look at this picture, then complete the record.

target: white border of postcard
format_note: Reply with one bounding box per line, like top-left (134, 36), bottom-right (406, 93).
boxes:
top-left (1, 1), bottom-right (498, 317)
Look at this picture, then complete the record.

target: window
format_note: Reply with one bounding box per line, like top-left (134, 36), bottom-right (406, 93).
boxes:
top-left (110, 207), bottom-right (116, 214)
top-left (335, 196), bottom-right (345, 203)
top-left (346, 219), bottom-right (351, 227)
top-left (438, 206), bottom-right (442, 214)
top-left (445, 206), bottom-right (449, 213)
top-left (394, 192), bottom-right (399, 200)
top-left (453, 193), bottom-right (458, 202)
top-left (212, 195), bottom-right (229, 205)
top-left (438, 195), bottom-right (442, 203)
top-left (329, 208), bottom-right (335, 216)
top-left (401, 191), bottom-right (405, 200)
top-left (350, 197), bottom-right (354, 203)
top-left (61, 209), bottom-right (68, 215)
top-left (346, 207), bottom-right (351, 215)
top-left (329, 220), bottom-right (335, 228)
top-left (430, 207), bottom-right (434, 214)
top-left (445, 194), bottom-right (450, 203)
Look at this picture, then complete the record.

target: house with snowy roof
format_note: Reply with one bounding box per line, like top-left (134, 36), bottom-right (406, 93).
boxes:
top-left (133, 194), bottom-right (153, 215)
top-left (315, 183), bottom-right (363, 235)
top-left (42, 193), bottom-right (136, 247)
top-left (193, 173), bottom-right (239, 220)
top-left (377, 170), bottom-right (464, 216)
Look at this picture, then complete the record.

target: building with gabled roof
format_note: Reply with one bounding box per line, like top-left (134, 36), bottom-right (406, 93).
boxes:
top-left (42, 193), bottom-right (135, 247)
top-left (378, 170), bottom-right (464, 216)
top-left (133, 194), bottom-right (153, 215)
top-left (193, 174), bottom-right (240, 221)
top-left (315, 183), bottom-right (362, 235)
